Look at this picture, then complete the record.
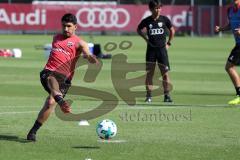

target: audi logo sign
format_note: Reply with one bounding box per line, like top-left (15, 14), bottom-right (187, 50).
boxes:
top-left (76, 8), bottom-right (130, 28)
top-left (0, 4), bottom-right (197, 32)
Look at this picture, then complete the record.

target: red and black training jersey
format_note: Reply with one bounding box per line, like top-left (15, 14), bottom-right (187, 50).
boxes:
top-left (45, 34), bottom-right (81, 80)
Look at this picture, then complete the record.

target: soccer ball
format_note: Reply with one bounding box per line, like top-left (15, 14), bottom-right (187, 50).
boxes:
top-left (96, 119), bottom-right (117, 139)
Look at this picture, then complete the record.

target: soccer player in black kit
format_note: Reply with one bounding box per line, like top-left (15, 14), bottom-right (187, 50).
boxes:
top-left (137, 0), bottom-right (175, 103)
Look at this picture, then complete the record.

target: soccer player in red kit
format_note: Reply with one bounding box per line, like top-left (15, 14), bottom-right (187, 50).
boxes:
top-left (27, 13), bottom-right (98, 141)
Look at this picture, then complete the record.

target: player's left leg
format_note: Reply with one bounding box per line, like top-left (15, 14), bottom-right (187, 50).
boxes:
top-left (37, 96), bottom-right (56, 123)
top-left (225, 45), bottom-right (240, 105)
top-left (160, 67), bottom-right (173, 103)
top-left (157, 47), bottom-right (173, 103)
top-left (225, 61), bottom-right (240, 104)
top-left (47, 74), bottom-right (71, 113)
top-left (39, 70), bottom-right (71, 113)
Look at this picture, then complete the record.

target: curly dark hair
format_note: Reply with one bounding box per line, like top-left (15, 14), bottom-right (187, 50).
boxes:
top-left (148, 0), bottom-right (162, 10)
top-left (61, 13), bottom-right (77, 25)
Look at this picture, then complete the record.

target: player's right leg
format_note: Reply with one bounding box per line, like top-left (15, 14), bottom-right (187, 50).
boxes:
top-left (145, 62), bottom-right (155, 103)
top-left (26, 70), bottom-right (71, 141)
top-left (145, 48), bottom-right (157, 103)
top-left (27, 96), bottom-right (56, 141)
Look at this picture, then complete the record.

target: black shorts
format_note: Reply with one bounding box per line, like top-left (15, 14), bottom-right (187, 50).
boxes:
top-left (228, 45), bottom-right (240, 65)
top-left (40, 69), bottom-right (71, 96)
top-left (146, 46), bottom-right (170, 72)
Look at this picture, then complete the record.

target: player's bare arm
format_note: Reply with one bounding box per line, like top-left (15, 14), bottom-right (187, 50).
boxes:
top-left (166, 26), bottom-right (175, 49)
top-left (215, 23), bottom-right (231, 33)
top-left (137, 28), bottom-right (149, 43)
top-left (137, 28), bottom-right (156, 47)
top-left (234, 28), bottom-right (240, 36)
top-left (78, 40), bottom-right (99, 64)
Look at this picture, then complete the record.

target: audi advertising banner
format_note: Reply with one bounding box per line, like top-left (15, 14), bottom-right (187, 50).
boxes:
top-left (0, 3), bottom-right (218, 33)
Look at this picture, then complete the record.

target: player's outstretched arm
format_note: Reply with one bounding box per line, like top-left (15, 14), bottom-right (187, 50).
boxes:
top-left (215, 23), bottom-right (231, 33)
top-left (78, 40), bottom-right (99, 64)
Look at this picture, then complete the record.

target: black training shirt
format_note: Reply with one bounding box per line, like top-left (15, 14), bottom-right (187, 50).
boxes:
top-left (138, 15), bottom-right (172, 48)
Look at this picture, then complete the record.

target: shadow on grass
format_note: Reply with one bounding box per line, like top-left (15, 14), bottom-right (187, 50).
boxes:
top-left (0, 134), bottom-right (32, 143)
top-left (72, 146), bottom-right (100, 149)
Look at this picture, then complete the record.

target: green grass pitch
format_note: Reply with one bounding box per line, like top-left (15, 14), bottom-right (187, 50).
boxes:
top-left (0, 35), bottom-right (239, 160)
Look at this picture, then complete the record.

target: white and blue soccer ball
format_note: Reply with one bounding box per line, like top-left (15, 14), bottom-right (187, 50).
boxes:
top-left (96, 119), bottom-right (117, 139)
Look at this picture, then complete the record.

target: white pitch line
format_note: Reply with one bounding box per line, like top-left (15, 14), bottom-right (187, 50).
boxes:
top-left (0, 104), bottom-right (230, 108)
top-left (0, 104), bottom-right (233, 115)
top-left (0, 111), bottom-right (38, 115)
top-left (97, 139), bottom-right (127, 143)
top-left (0, 106), bottom-right (40, 108)
top-left (118, 103), bottom-right (232, 108)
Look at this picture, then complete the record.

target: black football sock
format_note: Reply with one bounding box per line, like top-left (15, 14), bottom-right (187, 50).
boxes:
top-left (235, 87), bottom-right (240, 96)
top-left (164, 90), bottom-right (170, 96)
top-left (164, 94), bottom-right (169, 97)
top-left (146, 91), bottom-right (152, 98)
top-left (54, 95), bottom-right (65, 106)
top-left (30, 120), bottom-right (42, 134)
